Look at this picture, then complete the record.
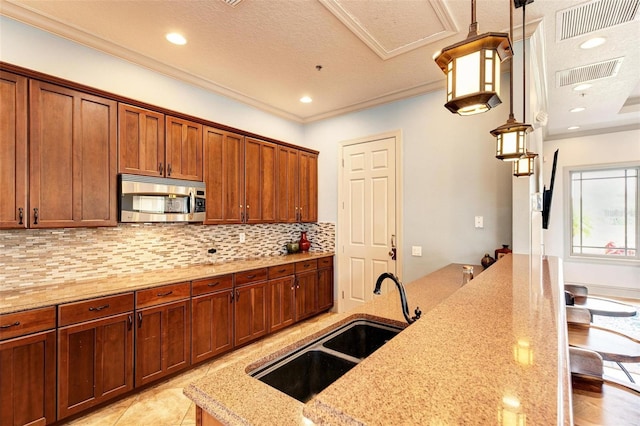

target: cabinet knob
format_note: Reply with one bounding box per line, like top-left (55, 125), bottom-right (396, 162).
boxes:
top-left (167, 164), bottom-right (172, 176)
top-left (33, 208), bottom-right (39, 225)
top-left (18, 207), bottom-right (24, 225)
top-left (158, 162), bottom-right (164, 175)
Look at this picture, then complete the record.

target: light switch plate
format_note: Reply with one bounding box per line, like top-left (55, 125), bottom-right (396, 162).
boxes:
top-left (239, 232), bottom-right (246, 243)
top-left (474, 216), bottom-right (484, 228)
top-left (411, 246), bottom-right (422, 256)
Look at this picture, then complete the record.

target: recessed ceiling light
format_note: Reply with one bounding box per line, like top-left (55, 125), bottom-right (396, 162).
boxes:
top-left (568, 126), bottom-right (580, 130)
top-left (580, 37), bottom-right (606, 49)
top-left (570, 107), bottom-right (586, 113)
top-left (166, 33), bottom-right (187, 45)
top-left (300, 96), bottom-right (312, 103)
top-left (573, 83), bottom-right (592, 91)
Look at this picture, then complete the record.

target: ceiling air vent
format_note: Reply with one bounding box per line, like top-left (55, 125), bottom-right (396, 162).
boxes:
top-left (221, 0), bottom-right (243, 6)
top-left (557, 0), bottom-right (640, 41)
top-left (556, 58), bottom-right (624, 87)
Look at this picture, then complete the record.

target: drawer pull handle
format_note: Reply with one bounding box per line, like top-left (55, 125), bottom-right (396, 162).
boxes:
top-left (1, 321), bottom-right (20, 329)
top-left (278, 269), bottom-right (286, 273)
top-left (157, 290), bottom-right (173, 297)
top-left (207, 282), bottom-right (220, 287)
top-left (33, 208), bottom-right (39, 225)
top-left (89, 304), bottom-right (110, 312)
top-left (246, 274), bottom-right (256, 279)
top-left (18, 207), bottom-right (24, 225)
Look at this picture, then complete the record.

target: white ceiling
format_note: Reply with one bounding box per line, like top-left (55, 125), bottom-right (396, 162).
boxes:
top-left (2, 0), bottom-right (639, 140)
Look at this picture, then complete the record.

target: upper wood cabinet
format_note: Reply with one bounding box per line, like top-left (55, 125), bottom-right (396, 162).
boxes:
top-left (0, 71), bottom-right (28, 229)
top-left (29, 80), bottom-right (117, 228)
top-left (245, 137), bottom-right (277, 223)
top-left (203, 126), bottom-right (244, 224)
top-left (118, 103), bottom-right (165, 177)
top-left (276, 148), bottom-right (318, 223)
top-left (165, 116), bottom-right (203, 181)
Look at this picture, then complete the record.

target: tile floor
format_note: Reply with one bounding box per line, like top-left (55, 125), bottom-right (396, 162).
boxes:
top-left (64, 313), bottom-right (336, 426)
top-left (62, 298), bottom-right (640, 425)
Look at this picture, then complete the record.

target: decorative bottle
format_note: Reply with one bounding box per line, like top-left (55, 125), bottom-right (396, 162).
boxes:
top-left (481, 253), bottom-right (495, 269)
top-left (299, 231), bottom-right (311, 252)
top-left (495, 244), bottom-right (512, 261)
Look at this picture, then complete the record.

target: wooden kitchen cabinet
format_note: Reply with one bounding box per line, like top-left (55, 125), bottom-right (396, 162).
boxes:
top-left (0, 307), bottom-right (56, 426)
top-left (298, 151), bottom-right (318, 223)
top-left (276, 147), bottom-right (318, 223)
top-left (165, 116), bottom-right (203, 181)
top-left (317, 257), bottom-right (334, 312)
top-left (0, 71), bottom-right (28, 229)
top-left (203, 126), bottom-right (244, 224)
top-left (29, 79), bottom-right (117, 228)
top-left (135, 282), bottom-right (191, 387)
top-left (295, 269), bottom-right (318, 321)
top-left (118, 103), bottom-right (165, 177)
top-left (57, 294), bottom-right (134, 420)
top-left (268, 263), bottom-right (296, 333)
top-left (234, 271), bottom-right (269, 347)
top-left (245, 137), bottom-right (277, 223)
top-left (191, 275), bottom-right (234, 364)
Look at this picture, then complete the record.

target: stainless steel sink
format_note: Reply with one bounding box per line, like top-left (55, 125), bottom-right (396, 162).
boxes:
top-left (250, 318), bottom-right (404, 402)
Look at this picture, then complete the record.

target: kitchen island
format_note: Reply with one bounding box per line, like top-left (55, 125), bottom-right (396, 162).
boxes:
top-left (184, 254), bottom-right (571, 425)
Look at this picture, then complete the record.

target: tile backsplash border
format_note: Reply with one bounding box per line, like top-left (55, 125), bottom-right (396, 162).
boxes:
top-left (0, 222), bottom-right (335, 291)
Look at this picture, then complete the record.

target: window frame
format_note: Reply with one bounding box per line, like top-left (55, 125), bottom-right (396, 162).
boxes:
top-left (564, 161), bottom-right (640, 266)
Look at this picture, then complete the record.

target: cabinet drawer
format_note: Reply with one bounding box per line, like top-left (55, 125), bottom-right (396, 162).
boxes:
top-left (58, 293), bottom-right (134, 327)
top-left (295, 259), bottom-right (318, 273)
top-left (318, 256), bottom-right (333, 268)
top-left (136, 282), bottom-right (191, 309)
top-left (235, 268), bottom-right (268, 286)
top-left (268, 263), bottom-right (295, 279)
top-left (0, 306), bottom-right (56, 340)
top-left (192, 274), bottom-right (233, 296)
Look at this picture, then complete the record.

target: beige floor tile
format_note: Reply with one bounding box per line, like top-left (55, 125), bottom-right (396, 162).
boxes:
top-left (63, 395), bottom-right (137, 425)
top-left (115, 388), bottom-right (191, 426)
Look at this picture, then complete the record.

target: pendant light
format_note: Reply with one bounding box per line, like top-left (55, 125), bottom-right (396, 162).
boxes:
top-left (513, 151), bottom-right (537, 176)
top-left (491, 0), bottom-right (533, 161)
top-left (434, 0), bottom-right (513, 115)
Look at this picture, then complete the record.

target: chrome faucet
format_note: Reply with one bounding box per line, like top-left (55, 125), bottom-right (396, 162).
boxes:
top-left (373, 272), bottom-right (421, 324)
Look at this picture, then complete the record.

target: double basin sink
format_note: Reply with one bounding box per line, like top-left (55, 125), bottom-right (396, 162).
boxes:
top-left (249, 318), bottom-right (405, 403)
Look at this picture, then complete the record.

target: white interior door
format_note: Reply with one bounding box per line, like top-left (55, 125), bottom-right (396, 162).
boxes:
top-left (338, 134), bottom-right (399, 312)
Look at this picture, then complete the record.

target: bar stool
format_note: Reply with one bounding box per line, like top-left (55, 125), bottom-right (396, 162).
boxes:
top-left (569, 347), bottom-right (640, 425)
top-left (566, 306), bottom-right (640, 383)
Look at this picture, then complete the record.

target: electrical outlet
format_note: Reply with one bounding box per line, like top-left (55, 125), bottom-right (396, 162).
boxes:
top-left (239, 232), bottom-right (245, 243)
top-left (411, 246), bottom-right (422, 256)
top-left (474, 216), bottom-right (484, 228)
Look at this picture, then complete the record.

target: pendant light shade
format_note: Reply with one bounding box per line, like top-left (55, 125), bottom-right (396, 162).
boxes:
top-left (491, 115), bottom-right (532, 161)
top-left (434, 0), bottom-right (512, 115)
top-left (513, 151), bottom-right (537, 176)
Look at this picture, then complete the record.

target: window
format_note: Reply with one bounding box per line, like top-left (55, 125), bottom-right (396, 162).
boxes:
top-left (569, 165), bottom-right (638, 262)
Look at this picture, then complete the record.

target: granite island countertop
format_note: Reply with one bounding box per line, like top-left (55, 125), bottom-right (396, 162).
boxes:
top-left (184, 254), bottom-right (571, 425)
top-left (0, 252), bottom-right (334, 314)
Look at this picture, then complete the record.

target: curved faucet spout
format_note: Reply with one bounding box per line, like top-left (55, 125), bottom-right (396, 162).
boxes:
top-left (374, 272), bottom-right (421, 324)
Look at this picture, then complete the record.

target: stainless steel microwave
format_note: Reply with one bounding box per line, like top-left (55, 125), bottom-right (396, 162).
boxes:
top-left (119, 174), bottom-right (206, 223)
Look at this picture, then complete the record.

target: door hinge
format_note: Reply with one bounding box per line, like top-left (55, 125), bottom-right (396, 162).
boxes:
top-left (341, 290), bottom-right (345, 299)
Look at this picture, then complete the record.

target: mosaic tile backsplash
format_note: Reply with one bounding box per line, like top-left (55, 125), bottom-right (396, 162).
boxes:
top-left (0, 222), bottom-right (335, 291)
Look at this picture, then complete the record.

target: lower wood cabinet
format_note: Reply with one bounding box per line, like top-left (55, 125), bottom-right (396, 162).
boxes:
top-left (295, 270), bottom-right (318, 321)
top-left (268, 276), bottom-right (296, 333)
top-left (191, 275), bottom-right (234, 364)
top-left (234, 280), bottom-right (269, 347)
top-left (0, 329), bottom-right (56, 426)
top-left (57, 293), bottom-right (134, 420)
top-left (135, 299), bottom-right (191, 387)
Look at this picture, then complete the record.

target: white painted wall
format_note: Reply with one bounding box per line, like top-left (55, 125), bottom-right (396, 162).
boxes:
top-left (0, 16), bottom-right (304, 145)
top-left (544, 130), bottom-right (640, 298)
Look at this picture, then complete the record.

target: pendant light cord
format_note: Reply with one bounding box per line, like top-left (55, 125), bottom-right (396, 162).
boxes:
top-left (522, 1), bottom-right (527, 123)
top-left (508, 0), bottom-right (514, 120)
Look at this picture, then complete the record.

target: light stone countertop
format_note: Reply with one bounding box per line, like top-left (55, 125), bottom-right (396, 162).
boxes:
top-left (184, 254), bottom-right (571, 425)
top-left (0, 252), bottom-right (333, 314)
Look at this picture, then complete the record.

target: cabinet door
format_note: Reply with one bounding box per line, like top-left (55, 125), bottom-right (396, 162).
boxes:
top-left (192, 290), bottom-right (233, 364)
top-left (57, 312), bottom-right (134, 420)
top-left (268, 276), bottom-right (296, 333)
top-left (0, 330), bottom-right (56, 426)
top-left (295, 270), bottom-right (318, 321)
top-left (203, 127), bottom-right (244, 224)
top-left (29, 80), bottom-right (117, 228)
top-left (299, 152), bottom-right (318, 223)
top-left (118, 103), bottom-right (165, 177)
top-left (234, 282), bottom-right (268, 347)
top-left (275, 146), bottom-right (299, 223)
top-left (245, 138), bottom-right (277, 223)
top-left (0, 71), bottom-right (28, 229)
top-left (165, 116), bottom-right (203, 181)
top-left (317, 267), bottom-right (334, 313)
top-left (135, 300), bottom-right (191, 387)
